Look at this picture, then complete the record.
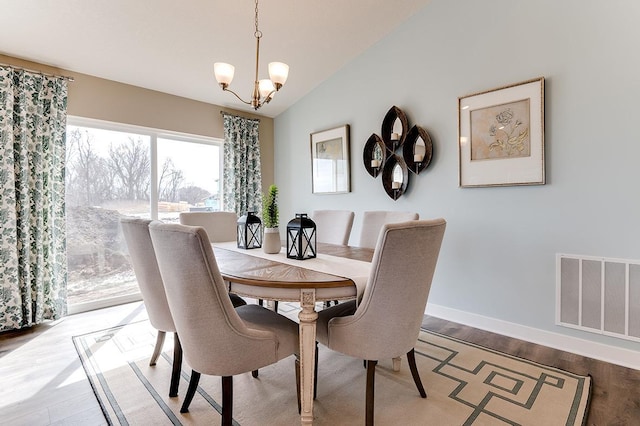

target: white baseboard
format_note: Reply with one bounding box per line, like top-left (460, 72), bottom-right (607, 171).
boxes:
top-left (426, 303), bottom-right (640, 371)
top-left (68, 293), bottom-right (143, 315)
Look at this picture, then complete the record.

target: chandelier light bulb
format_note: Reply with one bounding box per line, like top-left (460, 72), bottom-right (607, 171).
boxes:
top-left (214, 62), bottom-right (235, 86)
top-left (258, 79), bottom-right (276, 99)
top-left (268, 62), bottom-right (289, 88)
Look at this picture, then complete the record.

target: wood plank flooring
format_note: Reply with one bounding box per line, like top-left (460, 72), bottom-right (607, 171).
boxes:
top-left (0, 302), bottom-right (149, 425)
top-left (1, 301), bottom-right (638, 425)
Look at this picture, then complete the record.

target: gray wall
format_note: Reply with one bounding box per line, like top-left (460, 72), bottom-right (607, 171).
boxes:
top-left (274, 0), bottom-right (640, 352)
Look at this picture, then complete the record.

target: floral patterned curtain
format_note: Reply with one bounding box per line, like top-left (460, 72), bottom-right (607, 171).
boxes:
top-left (222, 113), bottom-right (263, 216)
top-left (0, 66), bottom-right (68, 331)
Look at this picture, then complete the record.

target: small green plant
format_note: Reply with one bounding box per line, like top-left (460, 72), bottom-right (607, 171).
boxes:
top-left (262, 184), bottom-right (279, 228)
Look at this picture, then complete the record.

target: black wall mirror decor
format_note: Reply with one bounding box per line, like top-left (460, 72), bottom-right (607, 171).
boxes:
top-left (362, 106), bottom-right (433, 200)
top-left (363, 133), bottom-right (386, 178)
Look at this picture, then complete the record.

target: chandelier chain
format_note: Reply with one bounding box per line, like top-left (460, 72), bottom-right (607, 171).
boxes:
top-left (254, 0), bottom-right (262, 39)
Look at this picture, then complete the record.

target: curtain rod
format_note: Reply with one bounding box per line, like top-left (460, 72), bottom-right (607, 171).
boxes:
top-left (0, 62), bottom-right (74, 82)
top-left (220, 110), bottom-right (260, 122)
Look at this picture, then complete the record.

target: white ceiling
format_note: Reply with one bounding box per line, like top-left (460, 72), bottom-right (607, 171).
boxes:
top-left (1, 0), bottom-right (431, 118)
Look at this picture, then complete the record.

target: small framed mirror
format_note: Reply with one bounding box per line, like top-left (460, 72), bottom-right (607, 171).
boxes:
top-left (403, 125), bottom-right (433, 174)
top-left (381, 154), bottom-right (408, 200)
top-left (362, 133), bottom-right (386, 178)
top-left (381, 106), bottom-right (408, 152)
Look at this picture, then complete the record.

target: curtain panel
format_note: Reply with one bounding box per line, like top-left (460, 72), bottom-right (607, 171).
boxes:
top-left (0, 66), bottom-right (68, 331)
top-left (222, 114), bottom-right (263, 216)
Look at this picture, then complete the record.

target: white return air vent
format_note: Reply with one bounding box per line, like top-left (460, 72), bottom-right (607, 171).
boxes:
top-left (556, 254), bottom-right (640, 343)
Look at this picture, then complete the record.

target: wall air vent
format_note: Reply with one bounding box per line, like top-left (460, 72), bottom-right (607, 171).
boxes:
top-left (556, 254), bottom-right (640, 343)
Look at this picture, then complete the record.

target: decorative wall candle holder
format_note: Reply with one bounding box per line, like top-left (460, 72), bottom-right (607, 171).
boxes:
top-left (382, 154), bottom-right (409, 200)
top-left (363, 134), bottom-right (386, 178)
top-left (403, 125), bottom-right (433, 175)
top-left (362, 106), bottom-right (433, 200)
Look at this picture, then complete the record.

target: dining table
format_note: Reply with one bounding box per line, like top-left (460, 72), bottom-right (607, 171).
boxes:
top-left (212, 241), bottom-right (374, 425)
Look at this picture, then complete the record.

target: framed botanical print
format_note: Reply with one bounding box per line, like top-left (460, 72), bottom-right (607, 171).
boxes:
top-left (310, 125), bottom-right (350, 194)
top-left (458, 77), bottom-right (545, 187)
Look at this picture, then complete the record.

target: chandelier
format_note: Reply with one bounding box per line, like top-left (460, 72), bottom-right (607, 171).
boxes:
top-left (213, 0), bottom-right (289, 110)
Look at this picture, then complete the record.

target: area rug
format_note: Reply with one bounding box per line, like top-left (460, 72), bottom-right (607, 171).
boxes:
top-left (73, 320), bottom-right (591, 425)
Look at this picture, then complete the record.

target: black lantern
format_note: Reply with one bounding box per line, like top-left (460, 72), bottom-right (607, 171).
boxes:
top-left (286, 213), bottom-right (317, 260)
top-left (237, 211), bottom-right (262, 249)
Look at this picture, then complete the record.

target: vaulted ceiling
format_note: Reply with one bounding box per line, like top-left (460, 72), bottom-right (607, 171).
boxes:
top-left (1, 0), bottom-right (431, 117)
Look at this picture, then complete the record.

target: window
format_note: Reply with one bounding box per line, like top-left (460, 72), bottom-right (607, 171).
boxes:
top-left (157, 137), bottom-right (222, 222)
top-left (65, 118), bottom-right (222, 312)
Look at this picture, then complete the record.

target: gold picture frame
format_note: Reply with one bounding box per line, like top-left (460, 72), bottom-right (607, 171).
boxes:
top-left (310, 125), bottom-right (351, 194)
top-left (458, 77), bottom-right (545, 187)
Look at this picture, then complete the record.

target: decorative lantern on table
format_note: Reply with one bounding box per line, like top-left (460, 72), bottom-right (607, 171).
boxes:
top-left (237, 211), bottom-right (262, 249)
top-left (286, 213), bottom-right (317, 260)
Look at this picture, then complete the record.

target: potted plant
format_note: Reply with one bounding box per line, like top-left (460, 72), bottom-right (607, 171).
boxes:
top-left (262, 184), bottom-right (281, 254)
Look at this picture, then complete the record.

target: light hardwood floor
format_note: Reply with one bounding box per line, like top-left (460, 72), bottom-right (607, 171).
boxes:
top-left (1, 301), bottom-right (639, 425)
top-left (0, 302), bottom-right (149, 425)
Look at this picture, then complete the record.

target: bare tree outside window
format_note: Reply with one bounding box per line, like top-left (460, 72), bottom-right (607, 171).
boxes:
top-left (108, 139), bottom-right (151, 201)
top-left (66, 128), bottom-right (112, 206)
top-left (158, 158), bottom-right (185, 202)
top-left (65, 125), bottom-right (221, 308)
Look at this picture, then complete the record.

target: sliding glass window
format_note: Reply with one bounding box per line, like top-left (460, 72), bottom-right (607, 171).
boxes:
top-left (65, 118), bottom-right (222, 312)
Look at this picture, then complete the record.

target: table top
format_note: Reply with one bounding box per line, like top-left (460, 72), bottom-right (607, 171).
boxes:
top-left (214, 243), bottom-right (374, 289)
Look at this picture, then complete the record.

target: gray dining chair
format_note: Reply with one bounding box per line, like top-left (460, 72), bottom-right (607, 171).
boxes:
top-left (316, 219), bottom-right (446, 426)
top-left (311, 209), bottom-right (355, 308)
top-left (179, 211), bottom-right (247, 308)
top-left (179, 211), bottom-right (237, 243)
top-left (311, 210), bottom-right (355, 246)
top-left (358, 210), bottom-right (419, 249)
top-left (120, 217), bottom-right (182, 398)
top-left (357, 211), bottom-right (420, 367)
top-left (148, 222), bottom-right (300, 422)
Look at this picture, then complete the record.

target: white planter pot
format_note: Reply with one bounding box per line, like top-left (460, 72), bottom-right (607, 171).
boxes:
top-left (263, 227), bottom-right (281, 254)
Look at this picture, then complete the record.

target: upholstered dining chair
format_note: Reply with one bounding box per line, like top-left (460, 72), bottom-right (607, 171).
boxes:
top-left (311, 210), bottom-right (355, 246)
top-left (357, 210), bottom-right (419, 249)
top-left (179, 211), bottom-right (237, 242)
top-left (179, 211), bottom-right (247, 308)
top-left (311, 209), bottom-right (355, 308)
top-left (357, 211), bottom-right (420, 351)
top-left (120, 217), bottom-right (182, 398)
top-left (315, 219), bottom-right (446, 426)
top-left (148, 222), bottom-right (300, 422)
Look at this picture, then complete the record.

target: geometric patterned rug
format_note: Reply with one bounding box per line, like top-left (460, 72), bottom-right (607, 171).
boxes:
top-left (73, 320), bottom-right (591, 425)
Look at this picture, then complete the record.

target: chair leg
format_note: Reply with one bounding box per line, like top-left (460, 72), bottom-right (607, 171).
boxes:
top-left (229, 293), bottom-right (247, 308)
top-left (407, 348), bottom-right (427, 398)
top-left (365, 360), bottom-right (377, 426)
top-left (169, 333), bottom-right (182, 397)
top-left (259, 299), bottom-right (279, 312)
top-left (180, 371), bottom-right (201, 413)
top-left (149, 330), bottom-right (166, 366)
top-left (314, 342), bottom-right (318, 400)
top-left (295, 355), bottom-right (301, 414)
top-left (222, 376), bottom-right (233, 426)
